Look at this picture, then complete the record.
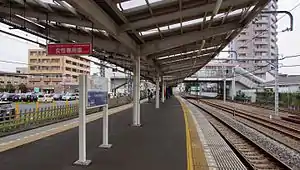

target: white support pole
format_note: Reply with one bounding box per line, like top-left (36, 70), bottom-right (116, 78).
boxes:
top-left (133, 65), bottom-right (138, 125)
top-left (161, 76), bottom-right (165, 103)
top-left (223, 66), bottom-right (226, 103)
top-left (231, 67), bottom-right (236, 101)
top-left (155, 75), bottom-right (160, 109)
top-left (99, 104), bottom-right (112, 148)
top-left (136, 56), bottom-right (141, 126)
top-left (274, 55), bottom-right (279, 117)
top-left (74, 75), bottom-right (91, 166)
top-left (132, 63), bottom-right (137, 125)
top-left (132, 56), bottom-right (140, 126)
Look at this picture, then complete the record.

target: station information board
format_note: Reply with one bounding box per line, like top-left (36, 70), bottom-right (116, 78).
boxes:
top-left (87, 76), bottom-right (108, 108)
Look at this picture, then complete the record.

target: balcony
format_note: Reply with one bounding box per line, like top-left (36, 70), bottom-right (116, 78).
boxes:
top-left (254, 26), bottom-right (268, 31)
top-left (254, 19), bottom-right (269, 24)
top-left (29, 77), bottom-right (42, 82)
top-left (52, 77), bottom-right (63, 82)
top-left (29, 69), bottom-right (63, 74)
top-left (254, 48), bottom-right (268, 52)
top-left (253, 40), bottom-right (268, 45)
top-left (43, 78), bottom-right (51, 82)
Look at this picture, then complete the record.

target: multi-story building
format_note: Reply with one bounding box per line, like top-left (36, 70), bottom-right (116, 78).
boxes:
top-left (16, 67), bottom-right (28, 74)
top-left (28, 49), bottom-right (90, 93)
top-left (229, 0), bottom-right (278, 80)
top-left (0, 71), bottom-right (27, 89)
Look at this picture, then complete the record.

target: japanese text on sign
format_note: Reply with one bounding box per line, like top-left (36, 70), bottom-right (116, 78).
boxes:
top-left (47, 43), bottom-right (92, 56)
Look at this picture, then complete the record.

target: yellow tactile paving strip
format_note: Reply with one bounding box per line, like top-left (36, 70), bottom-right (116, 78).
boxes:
top-left (178, 97), bottom-right (209, 170)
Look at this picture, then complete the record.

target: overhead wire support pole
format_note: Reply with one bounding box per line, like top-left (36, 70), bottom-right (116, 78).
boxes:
top-left (261, 11), bottom-right (293, 31)
top-left (274, 54), bottom-right (279, 117)
top-left (223, 65), bottom-right (226, 103)
top-left (260, 10), bottom-right (294, 118)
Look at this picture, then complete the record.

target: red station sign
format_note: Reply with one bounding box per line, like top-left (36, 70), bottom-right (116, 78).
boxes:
top-left (47, 43), bottom-right (92, 55)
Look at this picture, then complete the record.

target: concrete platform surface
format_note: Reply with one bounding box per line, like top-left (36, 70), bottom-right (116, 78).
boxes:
top-left (0, 97), bottom-right (186, 170)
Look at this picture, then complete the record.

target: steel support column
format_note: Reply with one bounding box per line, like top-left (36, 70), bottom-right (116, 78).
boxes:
top-left (155, 74), bottom-right (160, 109)
top-left (133, 56), bottom-right (141, 126)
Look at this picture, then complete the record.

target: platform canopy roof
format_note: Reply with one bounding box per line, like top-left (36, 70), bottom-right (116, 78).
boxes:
top-left (0, 0), bottom-right (269, 85)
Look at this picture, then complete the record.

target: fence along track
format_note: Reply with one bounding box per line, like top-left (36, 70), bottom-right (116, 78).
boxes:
top-left (200, 99), bottom-right (300, 141)
top-left (186, 99), bottom-right (292, 170)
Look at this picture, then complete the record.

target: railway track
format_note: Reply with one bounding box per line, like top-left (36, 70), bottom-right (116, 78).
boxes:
top-left (200, 99), bottom-right (300, 141)
top-left (185, 98), bottom-right (294, 170)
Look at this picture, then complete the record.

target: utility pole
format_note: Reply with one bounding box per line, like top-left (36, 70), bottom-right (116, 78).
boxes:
top-left (223, 65), bottom-right (226, 103)
top-left (274, 55), bottom-right (279, 117)
top-left (232, 67), bottom-right (236, 101)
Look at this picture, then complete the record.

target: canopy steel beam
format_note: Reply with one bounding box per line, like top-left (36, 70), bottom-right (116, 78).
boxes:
top-left (0, 6), bottom-right (97, 29)
top-left (162, 57), bottom-right (211, 72)
top-left (164, 64), bottom-right (206, 75)
top-left (157, 49), bottom-right (215, 64)
top-left (65, 0), bottom-right (138, 54)
top-left (101, 0), bottom-right (144, 43)
top-left (2, 15), bottom-right (131, 54)
top-left (141, 22), bottom-right (238, 56)
top-left (121, 0), bottom-right (254, 31)
top-left (148, 40), bottom-right (221, 59)
top-left (161, 57), bottom-right (211, 71)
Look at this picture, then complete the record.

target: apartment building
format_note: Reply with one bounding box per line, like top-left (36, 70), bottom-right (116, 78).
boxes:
top-left (229, 0), bottom-right (278, 80)
top-left (28, 49), bottom-right (90, 93)
top-left (0, 71), bottom-right (27, 88)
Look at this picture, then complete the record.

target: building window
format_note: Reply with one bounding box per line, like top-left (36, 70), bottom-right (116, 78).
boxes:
top-left (30, 51), bottom-right (37, 56)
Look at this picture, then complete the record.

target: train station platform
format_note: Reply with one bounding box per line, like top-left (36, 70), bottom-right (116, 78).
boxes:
top-left (0, 96), bottom-right (250, 170)
top-left (0, 97), bottom-right (188, 170)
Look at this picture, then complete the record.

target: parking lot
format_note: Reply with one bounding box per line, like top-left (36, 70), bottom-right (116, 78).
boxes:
top-left (12, 100), bottom-right (78, 112)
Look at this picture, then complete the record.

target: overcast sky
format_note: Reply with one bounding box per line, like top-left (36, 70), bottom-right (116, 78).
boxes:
top-left (0, 0), bottom-right (299, 75)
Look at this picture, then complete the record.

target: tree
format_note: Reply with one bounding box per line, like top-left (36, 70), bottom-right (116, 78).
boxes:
top-left (5, 84), bottom-right (15, 93)
top-left (18, 83), bottom-right (27, 93)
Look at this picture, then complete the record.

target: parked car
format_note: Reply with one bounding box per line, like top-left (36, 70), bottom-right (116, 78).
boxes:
top-left (53, 93), bottom-right (63, 101)
top-left (62, 93), bottom-right (76, 101)
top-left (0, 93), bottom-right (15, 101)
top-left (24, 93), bottom-right (38, 102)
top-left (38, 94), bottom-right (54, 103)
top-left (12, 94), bottom-right (23, 102)
top-left (74, 93), bottom-right (79, 100)
top-left (0, 101), bottom-right (15, 121)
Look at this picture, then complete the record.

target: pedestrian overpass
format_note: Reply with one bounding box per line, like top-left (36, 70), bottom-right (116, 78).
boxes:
top-left (183, 63), bottom-right (267, 99)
